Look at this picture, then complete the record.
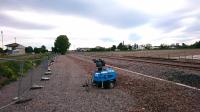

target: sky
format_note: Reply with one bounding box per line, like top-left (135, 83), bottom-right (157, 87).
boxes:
top-left (0, 0), bottom-right (200, 50)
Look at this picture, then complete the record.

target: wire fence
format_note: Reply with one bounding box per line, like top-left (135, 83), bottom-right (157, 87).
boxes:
top-left (0, 53), bottom-right (57, 110)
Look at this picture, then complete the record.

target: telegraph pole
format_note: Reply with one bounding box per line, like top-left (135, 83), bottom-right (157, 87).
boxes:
top-left (1, 30), bottom-right (3, 49)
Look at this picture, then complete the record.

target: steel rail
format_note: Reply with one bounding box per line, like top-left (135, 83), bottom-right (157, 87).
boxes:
top-left (100, 56), bottom-right (200, 71)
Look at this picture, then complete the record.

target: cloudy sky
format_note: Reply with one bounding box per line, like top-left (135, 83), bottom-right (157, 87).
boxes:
top-left (0, 0), bottom-right (199, 50)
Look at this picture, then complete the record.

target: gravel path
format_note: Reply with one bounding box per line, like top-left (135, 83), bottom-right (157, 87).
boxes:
top-left (2, 55), bottom-right (135, 112)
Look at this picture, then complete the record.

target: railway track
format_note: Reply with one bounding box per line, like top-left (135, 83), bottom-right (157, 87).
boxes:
top-left (98, 56), bottom-right (200, 71)
top-left (71, 54), bottom-right (200, 89)
top-left (123, 55), bottom-right (200, 65)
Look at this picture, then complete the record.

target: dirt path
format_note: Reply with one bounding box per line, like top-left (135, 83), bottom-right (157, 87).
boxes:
top-left (2, 55), bottom-right (134, 112)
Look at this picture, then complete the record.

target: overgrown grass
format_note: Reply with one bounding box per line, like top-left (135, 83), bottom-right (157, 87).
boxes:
top-left (0, 53), bottom-right (47, 60)
top-left (0, 54), bottom-right (46, 88)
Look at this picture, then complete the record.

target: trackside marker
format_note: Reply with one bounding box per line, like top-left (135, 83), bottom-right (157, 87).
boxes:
top-left (106, 64), bottom-right (200, 91)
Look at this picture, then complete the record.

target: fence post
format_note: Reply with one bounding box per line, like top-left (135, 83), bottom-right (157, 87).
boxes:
top-left (41, 57), bottom-right (50, 81)
top-left (30, 61), bottom-right (33, 88)
top-left (192, 55), bottom-right (193, 62)
top-left (184, 52), bottom-right (186, 61)
top-left (17, 61), bottom-right (24, 100)
top-left (30, 59), bottom-right (44, 90)
top-left (47, 56), bottom-right (49, 70)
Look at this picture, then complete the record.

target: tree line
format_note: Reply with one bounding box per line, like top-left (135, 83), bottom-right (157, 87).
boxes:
top-left (0, 35), bottom-right (71, 55)
top-left (0, 45), bottom-right (48, 54)
top-left (158, 41), bottom-right (200, 49)
top-left (25, 35), bottom-right (71, 54)
top-left (86, 41), bottom-right (200, 52)
top-left (25, 45), bottom-right (48, 54)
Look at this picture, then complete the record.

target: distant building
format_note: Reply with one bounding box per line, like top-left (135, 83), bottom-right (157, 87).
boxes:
top-left (76, 48), bottom-right (90, 52)
top-left (115, 49), bottom-right (120, 51)
top-left (152, 46), bottom-right (160, 49)
top-left (137, 45), bottom-right (145, 50)
top-left (95, 46), bottom-right (104, 49)
top-left (5, 43), bottom-right (25, 55)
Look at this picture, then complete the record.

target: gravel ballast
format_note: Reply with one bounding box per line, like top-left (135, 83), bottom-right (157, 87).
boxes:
top-left (70, 54), bottom-right (200, 112)
top-left (2, 55), bottom-right (135, 112)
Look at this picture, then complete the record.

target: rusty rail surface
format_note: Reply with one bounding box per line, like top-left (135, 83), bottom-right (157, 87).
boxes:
top-left (98, 56), bottom-right (200, 71)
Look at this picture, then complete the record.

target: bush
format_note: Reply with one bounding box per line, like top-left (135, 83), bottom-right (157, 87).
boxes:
top-left (0, 54), bottom-right (46, 88)
top-left (0, 64), bottom-right (17, 81)
top-left (0, 60), bottom-right (34, 81)
top-left (3, 61), bottom-right (20, 75)
top-left (23, 60), bottom-right (33, 72)
top-left (33, 60), bottom-right (42, 66)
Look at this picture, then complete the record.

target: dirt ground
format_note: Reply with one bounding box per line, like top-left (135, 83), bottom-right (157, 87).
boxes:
top-left (2, 55), bottom-right (135, 112)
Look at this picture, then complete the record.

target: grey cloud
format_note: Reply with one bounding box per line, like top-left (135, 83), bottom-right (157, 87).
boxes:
top-left (154, 16), bottom-right (183, 32)
top-left (153, 6), bottom-right (200, 33)
top-left (183, 17), bottom-right (200, 34)
top-left (0, 0), bottom-right (149, 28)
top-left (152, 3), bottom-right (200, 44)
top-left (0, 13), bottom-right (54, 29)
top-left (94, 8), bottom-right (148, 28)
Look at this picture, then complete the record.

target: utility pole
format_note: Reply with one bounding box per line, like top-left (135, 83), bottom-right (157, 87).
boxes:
top-left (1, 30), bottom-right (3, 49)
top-left (15, 37), bottom-right (16, 43)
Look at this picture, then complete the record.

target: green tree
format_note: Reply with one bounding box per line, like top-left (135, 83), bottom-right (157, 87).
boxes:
top-left (128, 45), bottom-right (132, 50)
top-left (144, 44), bottom-right (152, 50)
top-left (191, 41), bottom-right (200, 48)
top-left (34, 47), bottom-right (41, 54)
top-left (41, 45), bottom-right (48, 53)
top-left (117, 42), bottom-right (128, 51)
top-left (51, 47), bottom-right (56, 52)
top-left (111, 45), bottom-right (116, 51)
top-left (159, 44), bottom-right (169, 49)
top-left (117, 43), bottom-right (123, 50)
top-left (25, 46), bottom-right (33, 53)
top-left (0, 48), bottom-right (3, 53)
top-left (54, 35), bottom-right (71, 54)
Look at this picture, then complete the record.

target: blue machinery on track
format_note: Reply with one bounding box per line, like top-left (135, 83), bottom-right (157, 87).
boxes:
top-left (91, 59), bottom-right (117, 89)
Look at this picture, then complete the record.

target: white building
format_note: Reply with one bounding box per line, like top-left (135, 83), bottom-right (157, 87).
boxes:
top-left (137, 45), bottom-right (145, 50)
top-left (76, 48), bottom-right (90, 52)
top-left (5, 43), bottom-right (25, 55)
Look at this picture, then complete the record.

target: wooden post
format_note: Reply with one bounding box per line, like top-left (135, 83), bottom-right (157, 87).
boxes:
top-left (192, 55), bottom-right (193, 62)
